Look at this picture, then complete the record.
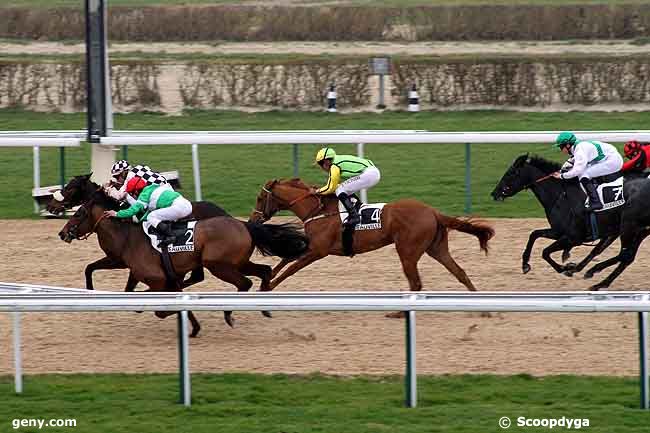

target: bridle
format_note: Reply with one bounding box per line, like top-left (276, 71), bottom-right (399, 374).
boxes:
top-left (253, 182), bottom-right (325, 223)
top-left (67, 201), bottom-right (108, 241)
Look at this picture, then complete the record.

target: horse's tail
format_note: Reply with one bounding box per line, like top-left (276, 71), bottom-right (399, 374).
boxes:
top-left (244, 221), bottom-right (309, 260)
top-left (437, 214), bottom-right (495, 255)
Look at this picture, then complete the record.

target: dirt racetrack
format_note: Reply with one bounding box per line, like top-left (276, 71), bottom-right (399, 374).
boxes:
top-left (1, 218), bottom-right (648, 377)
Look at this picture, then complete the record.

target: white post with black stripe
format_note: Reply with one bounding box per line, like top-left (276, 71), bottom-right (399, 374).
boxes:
top-left (327, 84), bottom-right (337, 113)
top-left (408, 84), bottom-right (420, 112)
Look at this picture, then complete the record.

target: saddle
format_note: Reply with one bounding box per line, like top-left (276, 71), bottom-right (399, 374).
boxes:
top-left (338, 196), bottom-right (386, 257)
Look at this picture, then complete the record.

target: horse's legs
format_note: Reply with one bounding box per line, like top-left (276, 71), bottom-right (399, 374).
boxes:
top-left (240, 261), bottom-right (273, 318)
top-left (153, 310), bottom-right (201, 337)
top-left (583, 255), bottom-right (620, 279)
top-left (590, 229), bottom-right (650, 290)
top-left (570, 234), bottom-right (618, 274)
top-left (84, 256), bottom-right (126, 290)
top-left (584, 228), bottom-right (650, 279)
top-left (271, 258), bottom-right (292, 279)
top-left (521, 229), bottom-right (559, 274)
top-left (426, 232), bottom-right (477, 292)
top-left (268, 251), bottom-right (325, 291)
top-left (205, 263), bottom-right (254, 327)
top-left (124, 272), bottom-right (139, 292)
top-left (541, 238), bottom-right (573, 273)
top-left (240, 261), bottom-right (273, 290)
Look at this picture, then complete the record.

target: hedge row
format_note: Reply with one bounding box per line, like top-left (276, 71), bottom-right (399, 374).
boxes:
top-left (2, 4), bottom-right (650, 41)
top-left (2, 56), bottom-right (649, 112)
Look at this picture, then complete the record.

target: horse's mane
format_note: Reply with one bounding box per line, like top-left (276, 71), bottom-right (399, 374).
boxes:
top-left (526, 155), bottom-right (562, 174)
top-left (282, 178), bottom-right (310, 189)
top-left (90, 188), bottom-right (121, 211)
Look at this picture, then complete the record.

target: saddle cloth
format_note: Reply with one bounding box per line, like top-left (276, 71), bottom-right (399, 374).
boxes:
top-left (338, 198), bottom-right (385, 230)
top-left (143, 220), bottom-right (197, 253)
top-left (588, 176), bottom-right (625, 212)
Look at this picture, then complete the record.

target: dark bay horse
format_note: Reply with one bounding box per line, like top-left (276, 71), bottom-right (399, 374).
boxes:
top-left (48, 174), bottom-right (230, 292)
top-left (250, 178), bottom-right (494, 293)
top-left (581, 177), bottom-right (650, 289)
top-left (491, 154), bottom-right (640, 277)
top-left (59, 188), bottom-right (309, 336)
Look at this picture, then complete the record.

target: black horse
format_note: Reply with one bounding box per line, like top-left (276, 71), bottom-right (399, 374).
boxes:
top-left (491, 154), bottom-right (635, 277)
top-left (582, 177), bottom-right (650, 289)
top-left (47, 174), bottom-right (230, 292)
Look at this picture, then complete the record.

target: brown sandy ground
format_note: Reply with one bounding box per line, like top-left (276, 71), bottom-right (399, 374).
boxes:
top-left (0, 218), bottom-right (646, 377)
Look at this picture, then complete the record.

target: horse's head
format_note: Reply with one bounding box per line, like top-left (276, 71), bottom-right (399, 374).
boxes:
top-left (59, 202), bottom-right (94, 243)
top-left (491, 154), bottom-right (560, 201)
top-left (47, 173), bottom-right (98, 215)
top-left (58, 189), bottom-right (115, 243)
top-left (250, 178), bottom-right (317, 222)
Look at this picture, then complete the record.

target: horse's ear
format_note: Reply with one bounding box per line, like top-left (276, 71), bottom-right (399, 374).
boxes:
top-left (525, 153), bottom-right (531, 164)
top-left (84, 172), bottom-right (93, 179)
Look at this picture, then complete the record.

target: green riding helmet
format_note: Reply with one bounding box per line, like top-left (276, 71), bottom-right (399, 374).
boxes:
top-left (554, 132), bottom-right (577, 150)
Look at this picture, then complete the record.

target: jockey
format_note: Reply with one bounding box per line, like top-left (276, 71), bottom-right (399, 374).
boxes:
top-left (105, 161), bottom-right (168, 205)
top-left (552, 132), bottom-right (623, 211)
top-left (621, 140), bottom-right (650, 173)
top-left (312, 147), bottom-right (381, 227)
top-left (103, 176), bottom-right (191, 239)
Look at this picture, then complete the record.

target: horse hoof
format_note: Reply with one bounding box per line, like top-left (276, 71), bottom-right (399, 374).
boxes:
top-left (563, 270), bottom-right (574, 277)
top-left (224, 311), bottom-right (235, 328)
top-left (583, 272), bottom-right (594, 280)
top-left (385, 311), bottom-right (406, 319)
top-left (522, 263), bottom-right (531, 274)
top-left (561, 250), bottom-right (571, 263)
top-left (190, 328), bottom-right (200, 338)
top-left (262, 310), bottom-right (273, 318)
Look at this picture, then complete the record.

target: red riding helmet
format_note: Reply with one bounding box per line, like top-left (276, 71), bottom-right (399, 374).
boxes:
top-left (624, 140), bottom-right (642, 159)
top-left (125, 176), bottom-right (147, 195)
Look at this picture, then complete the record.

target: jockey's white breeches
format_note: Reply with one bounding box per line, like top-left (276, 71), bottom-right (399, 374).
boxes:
top-left (147, 197), bottom-right (192, 227)
top-left (335, 166), bottom-right (381, 196)
top-left (580, 153), bottom-right (623, 180)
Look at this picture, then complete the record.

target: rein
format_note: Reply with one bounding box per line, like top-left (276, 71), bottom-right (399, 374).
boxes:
top-left (524, 173), bottom-right (555, 190)
top-left (257, 184), bottom-right (327, 224)
top-left (74, 204), bottom-right (108, 240)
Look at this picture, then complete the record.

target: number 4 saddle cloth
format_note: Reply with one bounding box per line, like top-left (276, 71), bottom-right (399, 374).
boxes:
top-left (338, 198), bottom-right (386, 230)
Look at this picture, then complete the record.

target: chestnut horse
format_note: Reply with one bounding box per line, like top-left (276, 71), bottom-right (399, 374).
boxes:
top-left (60, 188), bottom-right (309, 336)
top-left (250, 178), bottom-right (495, 292)
top-left (48, 174), bottom-right (230, 292)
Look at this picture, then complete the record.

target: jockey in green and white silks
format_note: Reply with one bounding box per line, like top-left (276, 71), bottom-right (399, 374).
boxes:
top-left (552, 132), bottom-right (623, 211)
top-left (105, 160), bottom-right (168, 206)
top-left (103, 176), bottom-right (191, 238)
top-left (313, 147), bottom-right (381, 226)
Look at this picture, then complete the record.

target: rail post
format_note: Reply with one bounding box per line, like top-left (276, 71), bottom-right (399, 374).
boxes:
top-left (405, 295), bottom-right (417, 408)
top-left (640, 307), bottom-right (649, 409)
top-left (177, 301), bottom-right (191, 406)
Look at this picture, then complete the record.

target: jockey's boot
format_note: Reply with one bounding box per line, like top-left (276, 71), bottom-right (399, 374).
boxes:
top-left (154, 221), bottom-right (173, 241)
top-left (580, 178), bottom-right (603, 211)
top-left (337, 192), bottom-right (361, 227)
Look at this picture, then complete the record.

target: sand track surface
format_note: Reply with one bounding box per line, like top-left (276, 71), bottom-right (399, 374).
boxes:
top-left (0, 218), bottom-right (646, 376)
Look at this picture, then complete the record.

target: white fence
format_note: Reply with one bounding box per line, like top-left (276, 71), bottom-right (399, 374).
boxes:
top-left (2, 282), bottom-right (650, 409)
top-left (5, 130), bottom-right (650, 214)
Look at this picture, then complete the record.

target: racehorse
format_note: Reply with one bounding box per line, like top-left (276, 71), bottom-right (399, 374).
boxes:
top-left (491, 154), bottom-right (639, 277)
top-left (59, 188), bottom-right (309, 336)
top-left (250, 178), bottom-right (494, 294)
top-left (582, 177), bottom-right (650, 289)
top-left (47, 174), bottom-right (230, 292)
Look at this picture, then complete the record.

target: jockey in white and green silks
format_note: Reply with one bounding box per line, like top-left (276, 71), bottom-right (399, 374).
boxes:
top-left (103, 176), bottom-right (191, 238)
top-left (552, 132), bottom-right (623, 211)
top-left (313, 147), bottom-right (381, 227)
